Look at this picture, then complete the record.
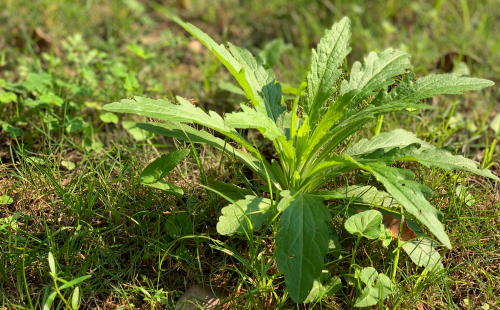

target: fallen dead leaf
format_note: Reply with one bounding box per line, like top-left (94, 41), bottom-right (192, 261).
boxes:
top-left (382, 215), bottom-right (418, 241)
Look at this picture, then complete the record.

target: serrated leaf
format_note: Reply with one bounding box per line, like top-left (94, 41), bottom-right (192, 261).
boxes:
top-left (122, 120), bottom-right (153, 141)
top-left (346, 129), bottom-right (499, 182)
top-left (224, 102), bottom-right (284, 139)
top-left (398, 148), bottom-right (500, 182)
top-left (105, 96), bottom-right (249, 144)
top-left (345, 210), bottom-right (383, 239)
top-left (140, 149), bottom-right (189, 183)
top-left (372, 72), bottom-right (494, 106)
top-left (276, 192), bottom-right (331, 302)
top-left (217, 195), bottom-right (274, 235)
top-left (228, 43), bottom-right (286, 122)
top-left (313, 185), bottom-right (398, 208)
top-left (306, 101), bottom-right (419, 171)
top-left (305, 16), bottom-right (351, 126)
top-left (172, 17), bottom-right (246, 96)
top-left (303, 271), bottom-right (342, 303)
top-left (307, 49), bottom-right (411, 155)
top-left (402, 239), bottom-right (444, 272)
top-left (346, 129), bottom-right (433, 157)
top-left (175, 17), bottom-right (286, 130)
top-left (339, 48), bottom-right (411, 106)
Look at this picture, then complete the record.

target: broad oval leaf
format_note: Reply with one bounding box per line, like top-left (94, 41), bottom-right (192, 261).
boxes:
top-left (276, 192), bottom-right (331, 303)
top-left (344, 210), bottom-right (383, 239)
top-left (358, 267), bottom-right (378, 286)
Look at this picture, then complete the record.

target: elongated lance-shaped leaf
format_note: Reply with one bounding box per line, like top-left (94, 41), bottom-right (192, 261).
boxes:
top-left (103, 96), bottom-right (260, 154)
top-left (104, 96), bottom-right (233, 132)
top-left (228, 44), bottom-right (286, 122)
top-left (345, 157), bottom-right (451, 249)
top-left (304, 17), bottom-right (351, 126)
top-left (217, 195), bottom-right (275, 235)
top-left (175, 17), bottom-right (286, 127)
top-left (371, 71), bottom-right (495, 106)
top-left (172, 17), bottom-right (252, 100)
top-left (140, 149), bottom-right (190, 183)
top-left (136, 121), bottom-right (280, 188)
top-left (346, 129), bottom-right (500, 181)
top-left (397, 147), bottom-right (500, 181)
top-left (313, 185), bottom-right (398, 208)
top-left (276, 191), bottom-right (331, 302)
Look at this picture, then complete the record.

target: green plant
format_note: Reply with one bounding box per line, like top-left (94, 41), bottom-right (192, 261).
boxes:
top-left (43, 252), bottom-right (91, 310)
top-left (103, 16), bottom-right (498, 303)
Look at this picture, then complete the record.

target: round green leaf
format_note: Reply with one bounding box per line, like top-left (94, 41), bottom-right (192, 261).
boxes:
top-left (345, 210), bottom-right (383, 239)
top-left (99, 112), bottom-right (119, 124)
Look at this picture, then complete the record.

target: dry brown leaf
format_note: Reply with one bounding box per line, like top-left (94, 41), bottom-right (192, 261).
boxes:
top-left (382, 215), bottom-right (417, 241)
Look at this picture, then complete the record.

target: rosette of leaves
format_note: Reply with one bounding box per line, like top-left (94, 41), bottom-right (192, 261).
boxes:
top-left (103, 16), bottom-right (497, 303)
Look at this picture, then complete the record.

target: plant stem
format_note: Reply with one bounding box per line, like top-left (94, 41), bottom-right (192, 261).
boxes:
top-left (348, 235), bottom-right (362, 277)
top-left (392, 212), bottom-right (404, 281)
top-left (374, 115), bottom-right (384, 135)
